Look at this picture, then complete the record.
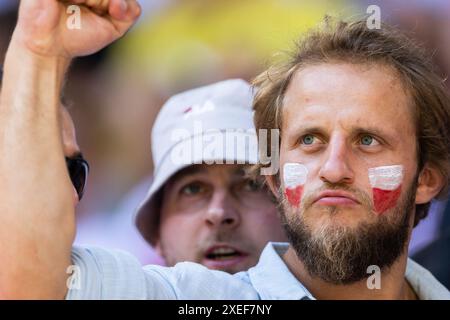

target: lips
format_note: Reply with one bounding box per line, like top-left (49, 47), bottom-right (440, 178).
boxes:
top-left (205, 245), bottom-right (245, 260)
top-left (313, 190), bottom-right (360, 206)
top-left (203, 244), bottom-right (248, 269)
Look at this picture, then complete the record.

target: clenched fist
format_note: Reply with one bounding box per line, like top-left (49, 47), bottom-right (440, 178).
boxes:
top-left (13, 0), bottom-right (141, 59)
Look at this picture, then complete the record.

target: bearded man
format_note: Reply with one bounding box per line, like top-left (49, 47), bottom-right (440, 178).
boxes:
top-left (1, 0), bottom-right (449, 299)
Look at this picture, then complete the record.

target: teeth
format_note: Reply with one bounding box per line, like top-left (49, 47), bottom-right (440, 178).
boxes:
top-left (212, 247), bottom-right (236, 255)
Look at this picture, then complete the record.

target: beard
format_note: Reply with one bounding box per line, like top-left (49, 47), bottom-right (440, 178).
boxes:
top-left (279, 180), bottom-right (416, 285)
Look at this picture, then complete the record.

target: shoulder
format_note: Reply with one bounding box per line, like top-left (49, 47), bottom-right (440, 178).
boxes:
top-left (406, 258), bottom-right (450, 300)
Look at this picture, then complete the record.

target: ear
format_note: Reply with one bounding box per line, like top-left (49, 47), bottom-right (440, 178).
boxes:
top-left (265, 174), bottom-right (281, 199)
top-left (415, 164), bottom-right (445, 204)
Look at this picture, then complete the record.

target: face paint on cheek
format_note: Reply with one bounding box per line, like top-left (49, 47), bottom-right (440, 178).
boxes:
top-left (283, 163), bottom-right (309, 207)
top-left (368, 165), bottom-right (404, 215)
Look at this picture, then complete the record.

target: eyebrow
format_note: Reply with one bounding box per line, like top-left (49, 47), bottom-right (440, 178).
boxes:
top-left (170, 164), bottom-right (252, 183)
top-left (291, 125), bottom-right (324, 136)
top-left (350, 126), bottom-right (396, 141)
top-left (233, 166), bottom-right (247, 176)
top-left (169, 165), bottom-right (209, 182)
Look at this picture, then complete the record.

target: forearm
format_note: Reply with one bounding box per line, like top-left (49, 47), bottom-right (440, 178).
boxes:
top-left (0, 38), bottom-right (75, 299)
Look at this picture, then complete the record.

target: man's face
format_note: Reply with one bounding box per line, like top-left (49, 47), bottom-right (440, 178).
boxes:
top-left (275, 62), bottom-right (420, 284)
top-left (157, 164), bottom-right (287, 273)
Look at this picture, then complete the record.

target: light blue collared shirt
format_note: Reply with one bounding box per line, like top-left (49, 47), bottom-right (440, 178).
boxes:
top-left (66, 242), bottom-right (450, 300)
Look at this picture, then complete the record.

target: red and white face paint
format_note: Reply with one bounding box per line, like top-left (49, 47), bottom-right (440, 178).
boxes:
top-left (283, 163), bottom-right (308, 207)
top-left (368, 165), bottom-right (404, 215)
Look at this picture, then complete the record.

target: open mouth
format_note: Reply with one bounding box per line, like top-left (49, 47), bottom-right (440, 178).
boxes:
top-left (205, 246), bottom-right (245, 261)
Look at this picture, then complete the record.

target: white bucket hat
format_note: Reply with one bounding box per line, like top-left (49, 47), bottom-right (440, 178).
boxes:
top-left (135, 79), bottom-right (258, 245)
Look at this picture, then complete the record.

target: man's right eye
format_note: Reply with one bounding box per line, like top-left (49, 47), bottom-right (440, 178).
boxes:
top-left (180, 182), bottom-right (205, 196)
top-left (300, 134), bottom-right (318, 145)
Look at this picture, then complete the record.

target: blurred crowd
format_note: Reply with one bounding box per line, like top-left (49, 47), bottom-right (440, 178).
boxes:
top-left (0, 0), bottom-right (449, 285)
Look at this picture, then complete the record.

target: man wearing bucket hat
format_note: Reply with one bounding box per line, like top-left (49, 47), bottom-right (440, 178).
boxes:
top-left (135, 79), bottom-right (287, 273)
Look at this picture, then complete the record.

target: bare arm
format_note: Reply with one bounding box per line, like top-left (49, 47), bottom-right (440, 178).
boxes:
top-left (0, 0), bottom-right (141, 299)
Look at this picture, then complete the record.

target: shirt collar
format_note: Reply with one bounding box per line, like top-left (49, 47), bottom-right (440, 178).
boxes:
top-left (405, 258), bottom-right (450, 300)
top-left (247, 243), bottom-right (450, 300)
top-left (247, 242), bottom-right (315, 300)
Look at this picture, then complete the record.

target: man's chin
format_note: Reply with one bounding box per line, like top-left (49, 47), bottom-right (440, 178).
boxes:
top-left (283, 208), bottom-right (411, 284)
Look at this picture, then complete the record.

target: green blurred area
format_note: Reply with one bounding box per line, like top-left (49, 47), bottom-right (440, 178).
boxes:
top-left (112, 0), bottom-right (356, 89)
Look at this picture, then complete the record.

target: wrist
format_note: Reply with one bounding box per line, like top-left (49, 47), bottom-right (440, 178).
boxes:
top-left (6, 34), bottom-right (71, 72)
top-left (1, 37), bottom-right (71, 112)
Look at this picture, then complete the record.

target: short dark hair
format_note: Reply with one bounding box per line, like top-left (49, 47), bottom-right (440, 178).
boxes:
top-left (253, 17), bottom-right (450, 227)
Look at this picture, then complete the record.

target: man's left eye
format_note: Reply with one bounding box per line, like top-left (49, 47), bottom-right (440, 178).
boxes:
top-left (360, 135), bottom-right (379, 146)
top-left (242, 179), bottom-right (261, 192)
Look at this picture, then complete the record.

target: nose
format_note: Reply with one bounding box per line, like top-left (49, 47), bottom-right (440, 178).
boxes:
top-left (205, 190), bottom-right (241, 229)
top-left (319, 135), bottom-right (354, 185)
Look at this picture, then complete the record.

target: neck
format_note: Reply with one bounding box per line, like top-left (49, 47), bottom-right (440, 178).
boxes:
top-left (282, 246), bottom-right (417, 300)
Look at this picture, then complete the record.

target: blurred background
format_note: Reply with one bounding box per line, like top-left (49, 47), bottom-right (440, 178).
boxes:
top-left (0, 0), bottom-right (449, 287)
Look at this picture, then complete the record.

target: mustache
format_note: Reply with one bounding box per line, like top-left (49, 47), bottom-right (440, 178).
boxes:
top-left (279, 182), bottom-right (374, 212)
top-left (198, 233), bottom-right (249, 251)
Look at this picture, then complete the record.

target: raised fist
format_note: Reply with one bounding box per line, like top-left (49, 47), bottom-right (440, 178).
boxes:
top-left (13, 0), bottom-right (141, 58)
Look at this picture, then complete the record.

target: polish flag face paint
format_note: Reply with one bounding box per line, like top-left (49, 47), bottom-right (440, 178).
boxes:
top-left (368, 165), bottom-right (403, 215)
top-left (283, 163), bottom-right (309, 207)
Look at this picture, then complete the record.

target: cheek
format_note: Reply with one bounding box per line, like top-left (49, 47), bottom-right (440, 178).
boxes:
top-left (240, 209), bottom-right (287, 244)
top-left (372, 186), bottom-right (402, 214)
top-left (246, 207), bottom-right (280, 227)
top-left (285, 186), bottom-right (304, 207)
top-left (368, 165), bottom-right (404, 215)
top-left (160, 215), bottom-right (199, 252)
top-left (283, 163), bottom-right (308, 207)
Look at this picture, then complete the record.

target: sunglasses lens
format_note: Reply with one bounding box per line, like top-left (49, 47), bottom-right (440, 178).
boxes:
top-left (67, 158), bottom-right (89, 200)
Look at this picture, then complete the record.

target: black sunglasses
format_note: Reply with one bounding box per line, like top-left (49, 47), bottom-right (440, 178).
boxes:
top-left (66, 155), bottom-right (89, 201)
